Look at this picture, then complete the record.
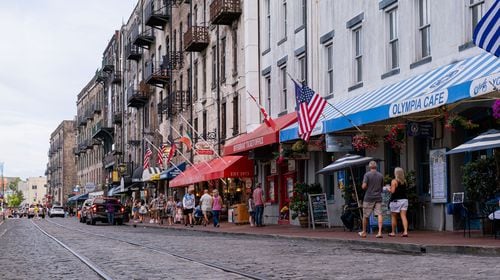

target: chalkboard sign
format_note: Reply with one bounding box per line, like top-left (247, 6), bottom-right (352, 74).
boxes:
top-left (308, 193), bottom-right (331, 229)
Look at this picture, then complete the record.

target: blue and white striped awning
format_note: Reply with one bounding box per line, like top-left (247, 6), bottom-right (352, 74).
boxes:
top-left (280, 53), bottom-right (500, 142)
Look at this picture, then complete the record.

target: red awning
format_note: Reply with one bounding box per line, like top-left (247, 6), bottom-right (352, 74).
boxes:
top-left (168, 155), bottom-right (254, 188)
top-left (223, 112), bottom-right (297, 155)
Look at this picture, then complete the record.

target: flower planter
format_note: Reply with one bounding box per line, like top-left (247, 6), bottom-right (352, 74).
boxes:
top-left (298, 216), bottom-right (309, 228)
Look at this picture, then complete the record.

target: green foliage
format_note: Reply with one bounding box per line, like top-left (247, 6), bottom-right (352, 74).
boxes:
top-left (289, 182), bottom-right (322, 219)
top-left (291, 140), bottom-right (307, 153)
top-left (7, 190), bottom-right (24, 208)
top-left (462, 157), bottom-right (498, 203)
top-left (8, 177), bottom-right (21, 191)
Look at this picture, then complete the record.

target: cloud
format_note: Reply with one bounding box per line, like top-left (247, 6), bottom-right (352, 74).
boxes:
top-left (0, 0), bottom-right (136, 178)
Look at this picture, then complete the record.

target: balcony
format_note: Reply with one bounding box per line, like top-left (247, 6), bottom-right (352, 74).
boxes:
top-left (85, 108), bottom-right (93, 121)
top-left (102, 57), bottom-right (114, 73)
top-left (125, 44), bottom-right (142, 61)
top-left (164, 52), bottom-right (183, 70)
top-left (157, 98), bottom-right (168, 115)
top-left (112, 71), bottom-right (122, 84)
top-left (113, 112), bottom-right (122, 124)
top-left (127, 83), bottom-right (152, 108)
top-left (85, 139), bottom-right (93, 150)
top-left (94, 102), bottom-right (102, 114)
top-left (73, 147), bottom-right (80, 156)
top-left (171, 90), bottom-right (191, 115)
top-left (145, 61), bottom-right (169, 87)
top-left (145, 1), bottom-right (171, 29)
top-left (210, 0), bottom-right (241, 25)
top-left (184, 26), bottom-right (209, 52)
top-left (96, 69), bottom-right (108, 83)
top-left (92, 120), bottom-right (114, 142)
top-left (132, 27), bottom-right (155, 49)
top-left (103, 153), bottom-right (116, 169)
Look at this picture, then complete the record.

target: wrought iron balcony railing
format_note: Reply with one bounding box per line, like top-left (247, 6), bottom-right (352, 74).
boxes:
top-left (184, 26), bottom-right (209, 52)
top-left (210, 0), bottom-right (241, 25)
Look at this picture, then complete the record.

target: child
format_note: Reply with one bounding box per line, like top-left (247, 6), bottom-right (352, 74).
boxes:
top-left (194, 205), bottom-right (203, 225)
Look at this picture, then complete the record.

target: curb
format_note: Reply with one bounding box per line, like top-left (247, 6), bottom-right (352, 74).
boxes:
top-left (126, 223), bottom-right (500, 257)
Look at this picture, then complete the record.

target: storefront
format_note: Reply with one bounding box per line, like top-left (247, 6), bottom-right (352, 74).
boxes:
top-left (223, 112), bottom-right (297, 225)
top-left (280, 52), bottom-right (499, 230)
top-left (160, 162), bottom-right (187, 197)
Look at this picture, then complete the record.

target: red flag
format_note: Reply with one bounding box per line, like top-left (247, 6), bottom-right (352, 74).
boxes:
top-left (143, 147), bottom-right (152, 169)
top-left (166, 142), bottom-right (177, 164)
top-left (178, 136), bottom-right (192, 151)
top-left (247, 91), bottom-right (275, 128)
top-left (294, 81), bottom-right (327, 142)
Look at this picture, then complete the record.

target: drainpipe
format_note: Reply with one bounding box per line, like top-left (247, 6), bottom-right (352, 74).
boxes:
top-left (189, 0), bottom-right (194, 163)
top-left (216, 25), bottom-right (221, 156)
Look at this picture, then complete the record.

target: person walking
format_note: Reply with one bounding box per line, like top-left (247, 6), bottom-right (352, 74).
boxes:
top-left (165, 196), bottom-right (175, 226)
top-left (358, 160), bottom-right (384, 238)
top-left (182, 188), bottom-right (195, 227)
top-left (156, 194), bottom-right (165, 224)
top-left (149, 196), bottom-right (158, 224)
top-left (211, 190), bottom-right (223, 227)
top-left (138, 200), bottom-right (148, 223)
top-left (388, 167), bottom-right (409, 237)
top-left (253, 183), bottom-right (264, 227)
top-left (199, 189), bottom-right (213, 226)
top-left (247, 195), bottom-right (255, 227)
top-left (106, 200), bottom-right (115, 225)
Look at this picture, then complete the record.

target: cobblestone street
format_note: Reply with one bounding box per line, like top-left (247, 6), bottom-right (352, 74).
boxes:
top-left (0, 218), bottom-right (499, 279)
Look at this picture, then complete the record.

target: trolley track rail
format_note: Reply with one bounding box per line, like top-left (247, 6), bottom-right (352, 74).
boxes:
top-left (41, 219), bottom-right (267, 280)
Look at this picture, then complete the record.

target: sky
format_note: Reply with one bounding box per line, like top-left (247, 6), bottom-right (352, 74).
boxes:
top-left (0, 0), bottom-right (136, 180)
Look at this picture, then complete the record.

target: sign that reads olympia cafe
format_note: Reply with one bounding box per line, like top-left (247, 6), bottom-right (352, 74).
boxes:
top-left (389, 90), bottom-right (448, 118)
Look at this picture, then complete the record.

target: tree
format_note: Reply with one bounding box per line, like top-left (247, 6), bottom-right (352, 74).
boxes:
top-left (7, 190), bottom-right (24, 208)
top-left (8, 177), bottom-right (21, 191)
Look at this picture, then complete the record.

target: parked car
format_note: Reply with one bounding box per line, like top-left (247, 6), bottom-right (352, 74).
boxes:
top-left (79, 199), bottom-right (93, 223)
top-left (27, 204), bottom-right (45, 219)
top-left (48, 206), bottom-right (65, 218)
top-left (85, 197), bottom-right (126, 225)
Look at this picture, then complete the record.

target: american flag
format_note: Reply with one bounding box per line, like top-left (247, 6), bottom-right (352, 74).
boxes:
top-left (143, 147), bottom-right (152, 169)
top-left (473, 0), bottom-right (499, 57)
top-left (247, 91), bottom-right (275, 128)
top-left (294, 81), bottom-right (327, 141)
top-left (156, 144), bottom-right (167, 167)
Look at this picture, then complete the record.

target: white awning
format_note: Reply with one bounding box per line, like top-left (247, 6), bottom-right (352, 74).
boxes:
top-left (142, 167), bottom-right (162, 182)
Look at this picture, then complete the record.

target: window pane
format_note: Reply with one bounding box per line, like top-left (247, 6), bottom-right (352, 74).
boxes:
top-left (471, 4), bottom-right (483, 32)
top-left (328, 70), bottom-right (333, 94)
top-left (421, 26), bottom-right (431, 57)
top-left (391, 40), bottom-right (399, 69)
top-left (327, 46), bottom-right (333, 69)
top-left (356, 57), bottom-right (362, 82)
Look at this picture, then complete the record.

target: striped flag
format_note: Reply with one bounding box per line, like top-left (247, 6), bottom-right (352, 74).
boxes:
top-left (247, 91), bottom-right (275, 128)
top-left (156, 144), bottom-right (167, 166)
top-left (473, 0), bottom-right (499, 57)
top-left (294, 81), bottom-right (327, 142)
top-left (143, 147), bottom-right (152, 169)
top-left (166, 142), bottom-right (177, 164)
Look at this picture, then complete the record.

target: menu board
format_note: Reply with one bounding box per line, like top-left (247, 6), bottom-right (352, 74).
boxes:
top-left (430, 148), bottom-right (448, 203)
top-left (308, 193), bottom-right (331, 229)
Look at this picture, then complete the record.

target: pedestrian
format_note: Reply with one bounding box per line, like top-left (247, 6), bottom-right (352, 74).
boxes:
top-left (132, 199), bottom-right (139, 221)
top-left (165, 196), bottom-right (175, 226)
top-left (175, 199), bottom-right (183, 224)
top-left (388, 167), bottom-right (409, 237)
top-left (182, 188), bottom-right (195, 227)
top-left (253, 183), bottom-right (264, 227)
top-left (106, 200), bottom-right (115, 225)
top-left (212, 189), bottom-right (223, 228)
top-left (358, 160), bottom-right (384, 238)
top-left (157, 194), bottom-right (165, 224)
top-left (199, 189), bottom-right (213, 226)
top-left (34, 205), bottom-right (40, 220)
top-left (149, 196), bottom-right (158, 224)
top-left (247, 194), bottom-right (255, 227)
top-left (138, 200), bottom-right (148, 223)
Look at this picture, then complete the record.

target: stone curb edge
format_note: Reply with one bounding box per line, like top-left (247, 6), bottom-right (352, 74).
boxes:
top-left (126, 223), bottom-right (500, 257)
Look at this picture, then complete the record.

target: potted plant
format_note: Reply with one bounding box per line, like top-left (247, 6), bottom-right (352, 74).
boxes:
top-left (384, 123), bottom-right (405, 151)
top-left (352, 133), bottom-right (379, 151)
top-left (289, 182), bottom-right (322, 227)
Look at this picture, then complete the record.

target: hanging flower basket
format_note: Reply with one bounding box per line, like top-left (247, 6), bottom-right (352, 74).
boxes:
top-left (492, 99), bottom-right (500, 121)
top-left (384, 123), bottom-right (405, 151)
top-left (352, 133), bottom-right (379, 151)
top-left (444, 113), bottom-right (479, 131)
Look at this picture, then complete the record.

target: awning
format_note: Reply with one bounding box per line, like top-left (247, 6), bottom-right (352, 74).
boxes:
top-left (169, 155), bottom-right (254, 188)
top-left (280, 53), bottom-right (500, 142)
top-left (446, 129), bottom-right (500, 154)
top-left (224, 112), bottom-right (297, 155)
top-left (160, 162), bottom-right (187, 180)
top-left (67, 193), bottom-right (89, 202)
top-left (142, 167), bottom-right (162, 182)
top-left (131, 167), bottom-right (143, 183)
top-left (107, 186), bottom-right (121, 196)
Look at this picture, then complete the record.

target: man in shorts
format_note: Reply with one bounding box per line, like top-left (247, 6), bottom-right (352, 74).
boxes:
top-left (359, 160), bottom-right (384, 238)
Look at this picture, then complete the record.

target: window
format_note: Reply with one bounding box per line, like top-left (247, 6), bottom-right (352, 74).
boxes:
top-left (265, 0), bottom-right (271, 49)
top-left (194, 117), bottom-right (198, 141)
top-left (221, 102), bottom-right (227, 139)
top-left (32, 185), bottom-right (37, 190)
top-left (202, 110), bottom-right (207, 140)
top-left (265, 76), bottom-right (272, 116)
top-left (202, 55), bottom-right (207, 95)
top-left (194, 5), bottom-right (198, 26)
top-left (468, 0), bottom-right (484, 41)
top-left (145, 103), bottom-right (150, 128)
top-left (282, 0), bottom-right (288, 39)
top-left (388, 8), bottom-right (399, 69)
top-left (221, 37), bottom-right (226, 82)
top-left (297, 55), bottom-right (306, 83)
top-left (280, 66), bottom-right (288, 111)
top-left (211, 46), bottom-right (217, 89)
top-left (326, 44), bottom-right (333, 94)
top-left (232, 96), bottom-right (239, 135)
top-left (418, 0), bottom-right (431, 58)
top-left (353, 27), bottom-right (363, 83)
top-left (296, 0), bottom-right (306, 28)
top-left (232, 28), bottom-right (238, 76)
top-left (173, 30), bottom-right (177, 53)
top-left (193, 60), bottom-right (198, 101)
top-left (179, 23), bottom-right (183, 51)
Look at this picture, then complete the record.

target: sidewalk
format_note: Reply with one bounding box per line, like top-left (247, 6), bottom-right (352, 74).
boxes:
top-left (126, 218), bottom-right (500, 256)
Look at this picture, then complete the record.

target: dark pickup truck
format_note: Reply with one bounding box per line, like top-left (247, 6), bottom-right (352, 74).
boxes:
top-left (85, 197), bottom-right (126, 225)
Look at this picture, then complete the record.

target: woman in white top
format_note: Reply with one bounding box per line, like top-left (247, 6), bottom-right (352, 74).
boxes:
top-left (199, 189), bottom-right (213, 226)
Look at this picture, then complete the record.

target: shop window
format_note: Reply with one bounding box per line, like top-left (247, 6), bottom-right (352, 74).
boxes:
top-left (415, 138), bottom-right (431, 196)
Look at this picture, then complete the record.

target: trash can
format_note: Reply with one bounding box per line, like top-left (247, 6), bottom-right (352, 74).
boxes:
top-left (232, 203), bottom-right (249, 225)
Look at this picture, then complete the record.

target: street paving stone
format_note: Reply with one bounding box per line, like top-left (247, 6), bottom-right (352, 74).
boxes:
top-left (0, 218), bottom-right (499, 279)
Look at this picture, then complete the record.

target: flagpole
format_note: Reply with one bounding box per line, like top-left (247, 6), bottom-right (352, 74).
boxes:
top-left (144, 137), bottom-right (186, 176)
top-left (286, 72), bottom-right (363, 133)
top-left (163, 138), bottom-right (201, 172)
top-left (170, 125), bottom-right (212, 169)
top-left (178, 114), bottom-right (227, 164)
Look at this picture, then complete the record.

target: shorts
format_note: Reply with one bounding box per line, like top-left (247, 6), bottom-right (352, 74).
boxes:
top-left (202, 210), bottom-right (212, 216)
top-left (389, 199), bottom-right (408, 213)
top-left (362, 201), bottom-right (382, 219)
top-left (183, 208), bottom-right (193, 215)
